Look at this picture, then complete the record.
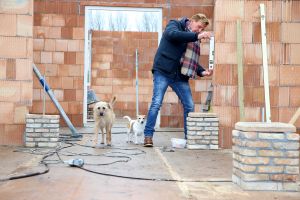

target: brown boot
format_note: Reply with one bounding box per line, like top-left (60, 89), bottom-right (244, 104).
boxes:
top-left (144, 137), bottom-right (153, 147)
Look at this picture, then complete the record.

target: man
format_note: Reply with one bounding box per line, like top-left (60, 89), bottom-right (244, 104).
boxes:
top-left (143, 13), bottom-right (213, 147)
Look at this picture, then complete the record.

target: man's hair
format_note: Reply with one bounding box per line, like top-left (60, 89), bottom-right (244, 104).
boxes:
top-left (191, 13), bottom-right (209, 26)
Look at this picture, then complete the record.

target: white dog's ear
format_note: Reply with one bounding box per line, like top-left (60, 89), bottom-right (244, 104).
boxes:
top-left (107, 102), bottom-right (111, 109)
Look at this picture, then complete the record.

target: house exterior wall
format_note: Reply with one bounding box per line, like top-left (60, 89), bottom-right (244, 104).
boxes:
top-left (0, 0), bottom-right (33, 145)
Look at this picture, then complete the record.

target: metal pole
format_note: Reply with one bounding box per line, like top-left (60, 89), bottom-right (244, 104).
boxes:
top-left (260, 4), bottom-right (271, 122)
top-left (33, 64), bottom-right (81, 138)
top-left (135, 49), bottom-right (139, 116)
top-left (43, 75), bottom-right (46, 116)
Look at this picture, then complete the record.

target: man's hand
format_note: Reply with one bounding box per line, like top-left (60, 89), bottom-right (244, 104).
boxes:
top-left (198, 31), bottom-right (211, 40)
top-left (201, 69), bottom-right (213, 77)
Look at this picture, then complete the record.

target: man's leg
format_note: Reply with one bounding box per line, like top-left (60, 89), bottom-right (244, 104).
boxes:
top-left (144, 71), bottom-right (169, 140)
top-left (170, 81), bottom-right (194, 139)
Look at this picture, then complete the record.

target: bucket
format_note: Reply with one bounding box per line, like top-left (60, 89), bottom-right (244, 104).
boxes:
top-left (171, 138), bottom-right (186, 149)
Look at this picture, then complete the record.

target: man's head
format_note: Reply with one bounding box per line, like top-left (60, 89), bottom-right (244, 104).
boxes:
top-left (189, 13), bottom-right (209, 33)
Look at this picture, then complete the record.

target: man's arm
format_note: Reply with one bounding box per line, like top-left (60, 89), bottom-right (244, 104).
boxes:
top-left (164, 20), bottom-right (198, 43)
top-left (196, 65), bottom-right (213, 77)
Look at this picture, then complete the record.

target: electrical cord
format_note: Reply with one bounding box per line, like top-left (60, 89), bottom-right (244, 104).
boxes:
top-left (1, 138), bottom-right (232, 183)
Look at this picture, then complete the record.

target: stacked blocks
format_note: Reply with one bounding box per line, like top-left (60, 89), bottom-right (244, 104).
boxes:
top-left (186, 112), bottom-right (219, 150)
top-left (25, 114), bottom-right (60, 148)
top-left (232, 122), bottom-right (299, 191)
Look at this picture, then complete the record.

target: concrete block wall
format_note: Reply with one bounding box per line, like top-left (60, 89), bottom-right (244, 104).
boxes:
top-left (214, 0), bottom-right (300, 148)
top-left (186, 112), bottom-right (219, 150)
top-left (0, 0), bottom-right (33, 145)
top-left (232, 122), bottom-right (299, 191)
top-left (25, 114), bottom-right (60, 148)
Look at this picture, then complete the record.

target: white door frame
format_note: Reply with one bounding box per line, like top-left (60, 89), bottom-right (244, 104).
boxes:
top-left (83, 6), bottom-right (163, 126)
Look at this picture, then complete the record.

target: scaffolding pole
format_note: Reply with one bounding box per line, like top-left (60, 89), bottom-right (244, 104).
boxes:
top-left (33, 64), bottom-right (81, 138)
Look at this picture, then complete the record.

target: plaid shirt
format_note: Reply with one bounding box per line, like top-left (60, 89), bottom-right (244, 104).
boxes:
top-left (180, 40), bottom-right (201, 79)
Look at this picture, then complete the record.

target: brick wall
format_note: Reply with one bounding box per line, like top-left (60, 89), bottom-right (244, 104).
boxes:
top-left (0, 0), bottom-right (33, 145)
top-left (214, 0), bottom-right (300, 148)
top-left (91, 31), bottom-right (157, 118)
top-left (33, 0), bottom-right (84, 127)
top-left (32, 0), bottom-right (214, 129)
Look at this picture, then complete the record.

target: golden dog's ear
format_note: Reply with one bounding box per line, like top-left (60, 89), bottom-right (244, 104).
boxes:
top-left (110, 96), bottom-right (117, 106)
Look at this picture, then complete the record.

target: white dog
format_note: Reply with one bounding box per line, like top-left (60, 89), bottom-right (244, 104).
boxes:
top-left (93, 96), bottom-right (116, 146)
top-left (123, 115), bottom-right (146, 144)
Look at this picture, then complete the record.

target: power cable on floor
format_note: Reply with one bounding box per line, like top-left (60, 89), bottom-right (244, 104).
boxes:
top-left (1, 138), bottom-right (232, 183)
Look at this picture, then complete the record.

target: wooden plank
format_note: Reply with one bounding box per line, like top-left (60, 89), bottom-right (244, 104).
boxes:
top-left (236, 20), bottom-right (245, 121)
top-left (260, 4), bottom-right (271, 122)
top-left (289, 107), bottom-right (300, 125)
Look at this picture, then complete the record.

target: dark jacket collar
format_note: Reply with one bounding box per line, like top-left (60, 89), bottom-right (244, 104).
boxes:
top-left (179, 17), bottom-right (189, 31)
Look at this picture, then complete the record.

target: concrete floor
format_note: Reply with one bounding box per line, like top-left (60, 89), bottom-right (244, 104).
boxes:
top-left (0, 120), bottom-right (299, 200)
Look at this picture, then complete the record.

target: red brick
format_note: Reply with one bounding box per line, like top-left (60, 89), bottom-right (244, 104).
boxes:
top-left (44, 39), bottom-right (56, 51)
top-left (281, 23), bottom-right (300, 43)
top-left (279, 66), bottom-right (300, 86)
top-left (64, 52), bottom-right (76, 64)
top-left (16, 59), bottom-right (32, 81)
top-left (215, 43), bottom-right (236, 64)
top-left (65, 15), bottom-right (77, 27)
top-left (73, 27), bottom-right (84, 39)
top-left (67, 40), bottom-right (80, 51)
top-left (0, 59), bottom-right (6, 79)
top-left (0, 124), bottom-right (25, 145)
top-left (0, 36), bottom-right (27, 58)
top-left (52, 14), bottom-right (65, 27)
top-left (33, 38), bottom-right (44, 51)
top-left (52, 52), bottom-right (64, 64)
top-left (0, 102), bottom-right (14, 123)
top-left (290, 87), bottom-right (300, 107)
top-left (40, 14), bottom-right (53, 26)
top-left (68, 102), bottom-right (81, 114)
top-left (61, 27), bottom-right (73, 39)
top-left (0, 14), bottom-right (17, 36)
top-left (278, 87), bottom-right (290, 107)
top-left (64, 89), bottom-right (76, 101)
top-left (40, 51), bottom-right (52, 64)
top-left (215, 0), bottom-right (244, 21)
top-left (48, 27), bottom-right (61, 39)
top-left (33, 51), bottom-right (41, 63)
top-left (17, 15), bottom-right (33, 37)
top-left (20, 81), bottom-right (33, 105)
top-left (55, 39), bottom-right (68, 51)
top-left (14, 105), bottom-right (28, 124)
top-left (62, 77), bottom-right (74, 89)
top-left (290, 44), bottom-right (300, 64)
top-left (6, 59), bottom-right (16, 80)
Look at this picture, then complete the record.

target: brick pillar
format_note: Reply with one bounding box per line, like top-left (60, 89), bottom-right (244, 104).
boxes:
top-left (25, 114), bottom-right (60, 148)
top-left (232, 122), bottom-right (299, 191)
top-left (186, 112), bottom-right (219, 150)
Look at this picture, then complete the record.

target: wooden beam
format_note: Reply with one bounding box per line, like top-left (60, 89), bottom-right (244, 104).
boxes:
top-left (260, 3), bottom-right (271, 122)
top-left (289, 107), bottom-right (300, 125)
top-left (236, 19), bottom-right (245, 121)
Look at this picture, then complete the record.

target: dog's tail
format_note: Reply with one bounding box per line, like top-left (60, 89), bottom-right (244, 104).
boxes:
top-left (123, 116), bottom-right (131, 122)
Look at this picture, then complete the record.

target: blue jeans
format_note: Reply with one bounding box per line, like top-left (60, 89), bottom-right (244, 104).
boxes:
top-left (144, 71), bottom-right (194, 139)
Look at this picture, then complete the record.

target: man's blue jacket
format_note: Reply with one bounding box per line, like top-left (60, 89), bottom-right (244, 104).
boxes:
top-left (152, 18), bottom-right (205, 81)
